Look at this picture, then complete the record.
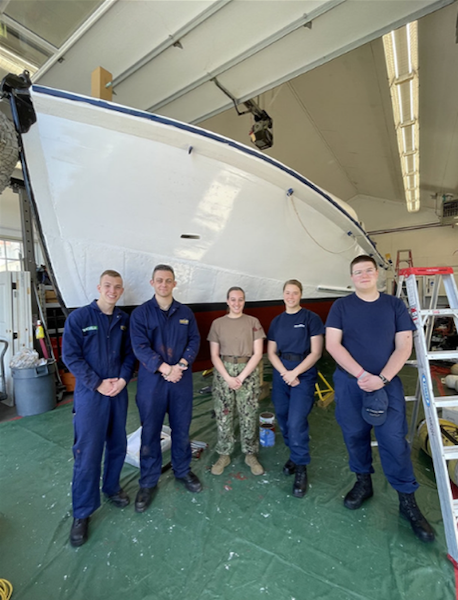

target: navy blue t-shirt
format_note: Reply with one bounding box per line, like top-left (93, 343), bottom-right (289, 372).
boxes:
top-left (268, 308), bottom-right (324, 356)
top-left (325, 293), bottom-right (415, 374)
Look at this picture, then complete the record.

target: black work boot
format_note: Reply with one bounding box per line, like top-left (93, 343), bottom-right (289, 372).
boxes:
top-left (105, 488), bottom-right (130, 508)
top-left (70, 517), bottom-right (89, 547)
top-left (135, 486), bottom-right (157, 513)
top-left (344, 473), bottom-right (373, 509)
top-left (292, 465), bottom-right (308, 498)
top-left (398, 492), bottom-right (435, 543)
top-left (283, 459), bottom-right (296, 476)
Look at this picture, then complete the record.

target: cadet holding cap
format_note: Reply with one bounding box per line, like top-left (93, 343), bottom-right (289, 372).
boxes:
top-left (361, 389), bottom-right (389, 426)
top-left (325, 255), bottom-right (434, 543)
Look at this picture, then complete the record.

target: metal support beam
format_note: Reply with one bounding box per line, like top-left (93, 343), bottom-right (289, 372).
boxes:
top-left (11, 178), bottom-right (39, 322)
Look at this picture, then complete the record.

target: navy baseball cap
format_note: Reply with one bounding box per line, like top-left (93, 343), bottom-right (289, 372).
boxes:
top-left (362, 389), bottom-right (388, 426)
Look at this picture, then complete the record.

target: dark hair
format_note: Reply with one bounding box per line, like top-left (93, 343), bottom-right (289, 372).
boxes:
top-left (152, 264), bottom-right (175, 279)
top-left (100, 269), bottom-right (122, 281)
top-left (226, 286), bottom-right (245, 299)
top-left (283, 279), bottom-right (303, 294)
top-left (350, 255), bottom-right (377, 274)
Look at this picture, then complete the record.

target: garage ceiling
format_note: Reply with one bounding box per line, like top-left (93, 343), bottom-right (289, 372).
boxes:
top-left (1, 0), bottom-right (457, 218)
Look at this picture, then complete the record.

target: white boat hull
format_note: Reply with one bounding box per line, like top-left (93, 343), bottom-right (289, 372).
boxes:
top-left (18, 85), bottom-right (385, 308)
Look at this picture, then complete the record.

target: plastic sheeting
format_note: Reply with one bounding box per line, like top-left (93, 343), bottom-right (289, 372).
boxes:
top-left (0, 360), bottom-right (455, 600)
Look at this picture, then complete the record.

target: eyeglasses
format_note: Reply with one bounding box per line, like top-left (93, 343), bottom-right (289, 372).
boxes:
top-left (352, 268), bottom-right (377, 277)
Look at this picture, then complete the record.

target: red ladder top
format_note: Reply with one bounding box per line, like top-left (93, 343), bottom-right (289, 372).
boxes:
top-left (398, 267), bottom-right (454, 276)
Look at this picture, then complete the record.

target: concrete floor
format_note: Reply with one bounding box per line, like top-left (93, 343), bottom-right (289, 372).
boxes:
top-left (0, 400), bottom-right (18, 422)
top-left (1, 366), bottom-right (455, 600)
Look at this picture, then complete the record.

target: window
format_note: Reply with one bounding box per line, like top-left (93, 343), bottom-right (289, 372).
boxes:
top-left (0, 239), bottom-right (23, 272)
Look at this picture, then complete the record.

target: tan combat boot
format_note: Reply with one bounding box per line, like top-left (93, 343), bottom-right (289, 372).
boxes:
top-left (211, 454), bottom-right (231, 475)
top-left (245, 454), bottom-right (264, 476)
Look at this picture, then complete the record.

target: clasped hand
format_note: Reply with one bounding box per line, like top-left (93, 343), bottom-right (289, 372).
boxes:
top-left (357, 373), bottom-right (384, 392)
top-left (226, 376), bottom-right (243, 390)
top-left (162, 364), bottom-right (184, 383)
top-left (97, 378), bottom-right (126, 397)
top-left (281, 371), bottom-right (300, 387)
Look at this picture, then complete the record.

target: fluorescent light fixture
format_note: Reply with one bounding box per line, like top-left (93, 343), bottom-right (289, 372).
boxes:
top-left (0, 45), bottom-right (38, 75)
top-left (383, 22), bottom-right (420, 213)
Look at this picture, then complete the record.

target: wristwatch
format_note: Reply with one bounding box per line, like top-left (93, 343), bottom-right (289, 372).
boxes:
top-left (178, 361), bottom-right (188, 369)
top-left (378, 374), bottom-right (390, 386)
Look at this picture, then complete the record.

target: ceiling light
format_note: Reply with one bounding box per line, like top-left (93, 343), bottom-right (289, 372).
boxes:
top-left (0, 45), bottom-right (38, 76)
top-left (383, 21), bottom-right (419, 213)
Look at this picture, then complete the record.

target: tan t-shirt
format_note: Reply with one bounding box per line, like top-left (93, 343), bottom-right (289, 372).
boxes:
top-left (207, 314), bottom-right (266, 357)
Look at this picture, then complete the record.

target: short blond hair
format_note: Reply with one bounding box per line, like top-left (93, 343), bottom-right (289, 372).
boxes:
top-left (100, 269), bottom-right (122, 282)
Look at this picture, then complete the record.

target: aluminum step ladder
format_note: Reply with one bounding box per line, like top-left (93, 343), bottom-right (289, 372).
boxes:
top-left (398, 266), bottom-right (458, 563)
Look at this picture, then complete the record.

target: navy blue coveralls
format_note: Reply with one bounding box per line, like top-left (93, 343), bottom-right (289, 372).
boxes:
top-left (130, 296), bottom-right (200, 487)
top-left (62, 300), bottom-right (135, 519)
top-left (268, 309), bottom-right (324, 465)
top-left (326, 293), bottom-right (418, 494)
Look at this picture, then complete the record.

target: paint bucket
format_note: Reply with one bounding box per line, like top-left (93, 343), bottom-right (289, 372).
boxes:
top-left (418, 418), bottom-right (458, 486)
top-left (259, 412), bottom-right (275, 447)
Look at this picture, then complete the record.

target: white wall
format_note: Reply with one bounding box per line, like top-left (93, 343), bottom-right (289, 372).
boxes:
top-left (200, 84), bottom-right (358, 203)
top-left (347, 194), bottom-right (439, 231)
top-left (346, 194), bottom-right (458, 284)
top-left (0, 184), bottom-right (21, 240)
top-left (372, 227), bottom-right (458, 270)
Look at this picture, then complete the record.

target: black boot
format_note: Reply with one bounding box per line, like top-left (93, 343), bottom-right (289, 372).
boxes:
top-left (292, 465), bottom-right (308, 498)
top-left (398, 492), bottom-right (435, 543)
top-left (283, 459), bottom-right (296, 476)
top-left (177, 471), bottom-right (203, 493)
top-left (344, 473), bottom-right (373, 509)
top-left (105, 488), bottom-right (130, 508)
top-left (135, 486), bottom-right (157, 513)
top-left (70, 517), bottom-right (89, 547)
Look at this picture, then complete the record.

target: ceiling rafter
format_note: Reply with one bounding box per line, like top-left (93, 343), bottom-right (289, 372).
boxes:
top-left (110, 0), bottom-right (233, 92)
top-left (147, 0), bottom-right (346, 113)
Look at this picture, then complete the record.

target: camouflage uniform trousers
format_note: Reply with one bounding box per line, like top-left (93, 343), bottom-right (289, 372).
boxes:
top-left (213, 362), bottom-right (260, 456)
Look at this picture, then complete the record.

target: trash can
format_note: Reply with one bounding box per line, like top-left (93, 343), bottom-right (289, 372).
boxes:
top-left (12, 361), bottom-right (56, 417)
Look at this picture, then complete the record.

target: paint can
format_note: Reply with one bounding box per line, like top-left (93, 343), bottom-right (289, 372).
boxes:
top-left (259, 412), bottom-right (275, 447)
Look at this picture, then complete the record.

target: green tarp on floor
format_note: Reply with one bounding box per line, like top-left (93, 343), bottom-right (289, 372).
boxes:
top-left (0, 360), bottom-right (455, 600)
